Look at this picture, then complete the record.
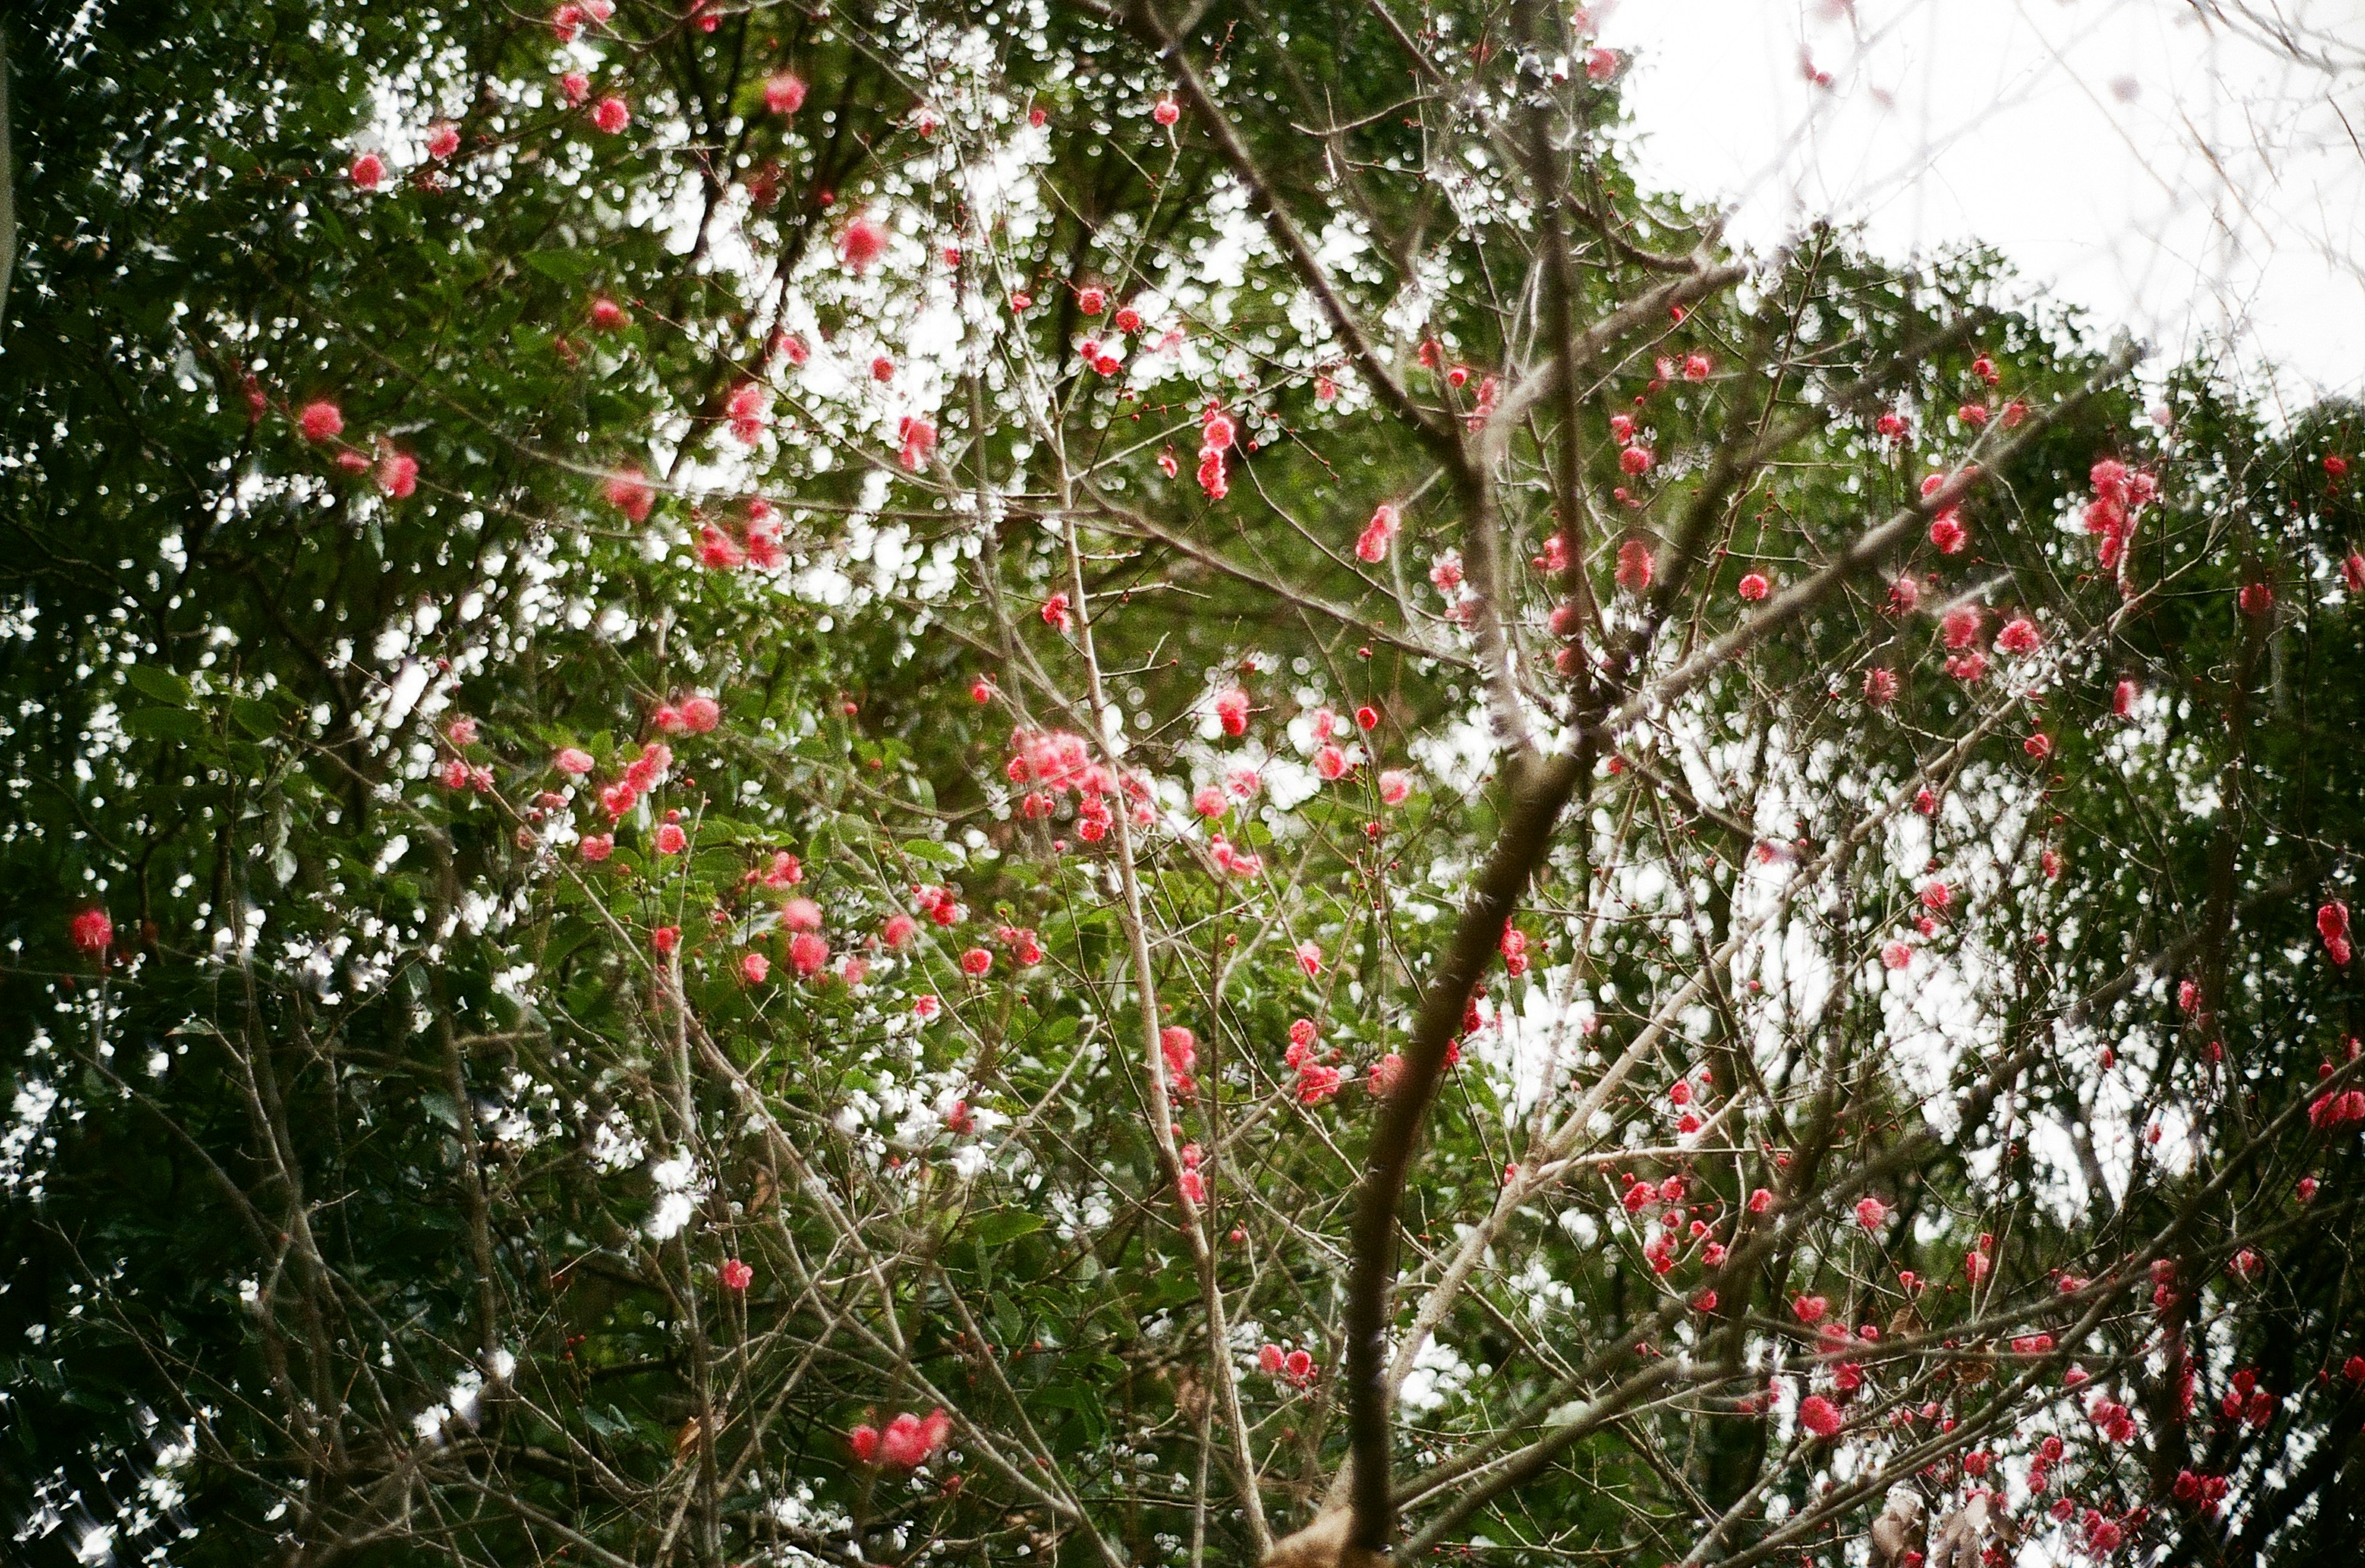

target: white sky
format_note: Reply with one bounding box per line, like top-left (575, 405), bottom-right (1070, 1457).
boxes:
top-left (1599, 0), bottom-right (2365, 416)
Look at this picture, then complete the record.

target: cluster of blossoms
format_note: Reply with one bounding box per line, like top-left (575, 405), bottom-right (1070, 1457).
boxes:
top-left (1161, 1027), bottom-right (1199, 1100)
top-left (1005, 728), bottom-right (1150, 840)
top-left (2082, 458), bottom-right (2159, 578)
top-left (2318, 899), bottom-right (2351, 966)
top-left (592, 740), bottom-right (673, 823)
top-left (2214, 1367), bottom-right (2279, 1427)
top-left (697, 499), bottom-right (786, 570)
top-left (1197, 403), bottom-right (1234, 500)
top-left (2085, 1389), bottom-right (2140, 1445)
top-left (1256, 1341), bottom-right (1319, 1389)
top-left (1282, 1019), bottom-right (1340, 1105)
top-left (846, 1408), bottom-right (951, 1469)
top-left (2308, 1049), bottom-right (2365, 1132)
top-left (2170, 1468), bottom-right (2231, 1516)
top-left (292, 397), bottom-right (420, 499)
top-left (1175, 1138), bottom-right (1210, 1203)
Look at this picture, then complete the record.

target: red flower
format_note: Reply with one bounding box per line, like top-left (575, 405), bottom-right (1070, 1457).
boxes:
top-left (719, 1258), bottom-right (753, 1290)
top-left (839, 214), bottom-right (887, 274)
top-left (1797, 1394), bottom-right (1841, 1438)
top-left (69, 907), bottom-right (113, 955)
top-left (298, 400), bottom-right (344, 442)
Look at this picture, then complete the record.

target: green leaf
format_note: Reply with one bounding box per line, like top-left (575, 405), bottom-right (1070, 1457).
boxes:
top-left (121, 707), bottom-right (206, 743)
top-left (229, 697), bottom-right (279, 738)
top-left (124, 666), bottom-right (193, 707)
top-left (901, 838), bottom-right (960, 865)
top-left (972, 1211), bottom-right (1045, 1247)
top-left (522, 249), bottom-right (600, 283)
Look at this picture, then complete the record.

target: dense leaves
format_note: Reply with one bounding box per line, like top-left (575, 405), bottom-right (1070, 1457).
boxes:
top-left (2, 3), bottom-right (2361, 1567)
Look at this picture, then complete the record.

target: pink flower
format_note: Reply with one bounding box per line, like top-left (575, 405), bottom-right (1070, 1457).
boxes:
top-left (554, 747), bottom-right (596, 775)
top-left (2239, 581), bottom-right (2274, 616)
top-left (1152, 95), bottom-right (1180, 126)
top-left (1586, 47), bottom-right (1620, 81)
top-left (912, 993), bottom-right (941, 1021)
top-left (740, 952), bottom-right (770, 984)
top-left (377, 451), bottom-right (418, 498)
top-left (606, 466), bottom-right (655, 523)
top-left (426, 122), bottom-right (460, 160)
top-left (1040, 592), bottom-right (1071, 631)
top-left (1797, 1394), bottom-right (1841, 1439)
top-left (898, 416), bottom-right (937, 471)
top-left (878, 1408), bottom-right (950, 1468)
top-left (1880, 940), bottom-right (1911, 971)
top-left (1615, 539), bottom-right (1654, 592)
top-left (781, 897), bottom-right (822, 932)
top-left (298, 400), bottom-right (344, 443)
top-left (560, 71), bottom-right (590, 106)
top-left (697, 525), bottom-right (745, 570)
top-left (1928, 512), bottom-right (1967, 554)
top-left (839, 214), bottom-right (887, 274)
top-left (580, 834), bottom-right (613, 862)
top-left (589, 296), bottom-right (629, 332)
top-left (1918, 880), bottom-right (1952, 911)
top-left (1964, 1250), bottom-right (1992, 1285)
top-left (719, 1258), bottom-right (753, 1290)
top-left (1368, 1053), bottom-right (1405, 1095)
top-left (1862, 668), bottom-right (1898, 707)
top-left (765, 71), bottom-right (807, 114)
top-left (1619, 444), bottom-right (1653, 475)
top-left (1356, 503), bottom-right (1400, 564)
top-left (882, 913), bottom-right (918, 948)
top-left (1313, 744), bottom-right (1347, 782)
top-left (1197, 446), bottom-right (1227, 500)
top-left (1213, 687), bottom-right (1250, 735)
top-left (1192, 784), bottom-right (1227, 818)
top-left (1995, 616), bottom-right (2040, 655)
top-left (959, 947), bottom-right (992, 977)
top-left (1793, 1294), bottom-right (1827, 1324)
top-left (1747, 1187), bottom-right (1774, 1214)
top-left (1855, 1196), bottom-right (1888, 1231)
top-left (655, 822), bottom-right (687, 854)
top-left (788, 932), bottom-right (829, 976)
top-left (69, 907), bottom-right (113, 954)
top-left (680, 695), bottom-right (721, 733)
top-left (1258, 1343), bottom-right (1285, 1373)
top-left (1378, 769), bottom-right (1412, 807)
top-left (591, 95), bottom-right (631, 134)
top-left (349, 152), bottom-right (385, 190)
top-left (726, 382), bottom-right (769, 445)
top-left (847, 1424), bottom-right (879, 1463)
top-left (652, 926), bottom-right (681, 955)
top-left (1295, 940), bottom-right (1323, 977)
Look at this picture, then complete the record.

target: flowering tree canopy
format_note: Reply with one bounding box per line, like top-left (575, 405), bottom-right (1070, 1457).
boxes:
top-left (4, 2), bottom-right (2364, 1567)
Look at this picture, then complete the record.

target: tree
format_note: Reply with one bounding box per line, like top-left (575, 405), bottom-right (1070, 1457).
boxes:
top-left (3, 2), bottom-right (2361, 1566)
